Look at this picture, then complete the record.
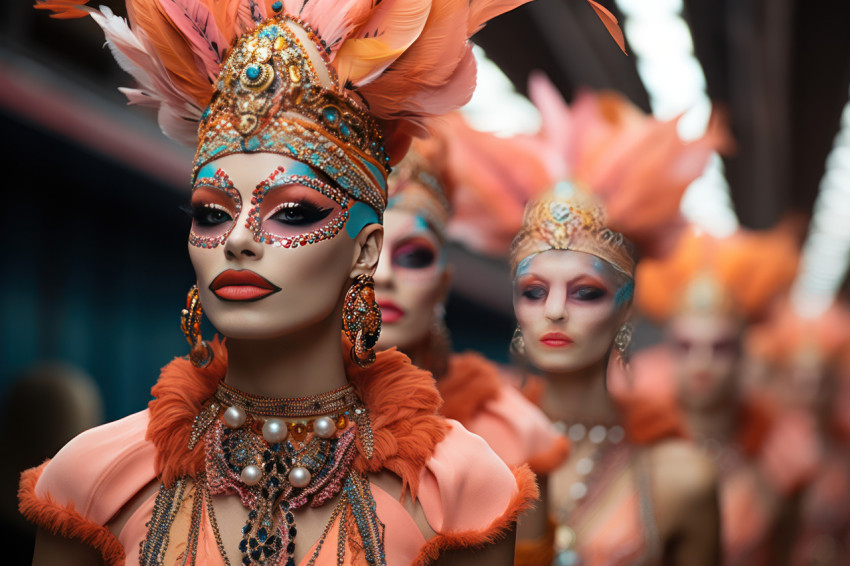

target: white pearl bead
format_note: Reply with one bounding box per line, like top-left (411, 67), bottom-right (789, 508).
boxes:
top-left (223, 406), bottom-right (247, 428)
top-left (262, 418), bottom-right (287, 443)
top-left (569, 482), bottom-right (588, 500)
top-left (313, 416), bottom-right (337, 439)
top-left (568, 423), bottom-right (586, 442)
top-left (241, 464), bottom-right (262, 486)
top-left (575, 457), bottom-right (594, 476)
top-left (289, 466), bottom-right (312, 488)
top-left (608, 425), bottom-right (625, 444)
top-left (589, 425), bottom-right (607, 444)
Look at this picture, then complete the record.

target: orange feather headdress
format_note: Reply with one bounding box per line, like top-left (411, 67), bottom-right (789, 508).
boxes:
top-left (635, 223), bottom-right (801, 323)
top-left (36, 0), bottom-right (624, 215)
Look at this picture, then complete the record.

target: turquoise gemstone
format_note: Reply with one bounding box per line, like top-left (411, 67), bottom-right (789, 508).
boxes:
top-left (322, 106), bottom-right (339, 124)
top-left (245, 65), bottom-right (261, 80)
top-left (271, 1), bottom-right (282, 12)
top-left (339, 122), bottom-right (351, 137)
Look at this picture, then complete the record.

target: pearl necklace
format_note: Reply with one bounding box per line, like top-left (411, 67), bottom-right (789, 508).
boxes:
top-left (551, 421), bottom-right (627, 565)
top-left (554, 421), bottom-right (626, 509)
top-left (190, 384), bottom-right (381, 566)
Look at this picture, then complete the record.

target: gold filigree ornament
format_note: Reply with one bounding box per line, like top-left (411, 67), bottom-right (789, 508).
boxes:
top-left (194, 17), bottom-right (391, 215)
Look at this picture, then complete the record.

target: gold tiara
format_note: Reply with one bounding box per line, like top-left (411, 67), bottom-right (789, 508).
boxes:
top-left (510, 181), bottom-right (635, 277)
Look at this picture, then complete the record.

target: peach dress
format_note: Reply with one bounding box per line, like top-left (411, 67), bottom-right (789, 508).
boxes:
top-left (437, 352), bottom-right (569, 474)
top-left (20, 339), bottom-right (536, 565)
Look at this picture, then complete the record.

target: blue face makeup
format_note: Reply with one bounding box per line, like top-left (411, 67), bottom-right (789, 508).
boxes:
top-left (516, 254), bottom-right (538, 278)
top-left (346, 201), bottom-right (380, 238)
top-left (615, 279), bottom-right (635, 308)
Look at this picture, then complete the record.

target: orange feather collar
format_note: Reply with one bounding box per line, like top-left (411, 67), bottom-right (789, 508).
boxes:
top-left (146, 335), bottom-right (450, 499)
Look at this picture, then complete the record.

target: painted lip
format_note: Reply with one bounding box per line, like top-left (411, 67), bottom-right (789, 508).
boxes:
top-left (540, 332), bottom-right (574, 347)
top-left (378, 300), bottom-right (405, 324)
top-left (209, 269), bottom-right (281, 302)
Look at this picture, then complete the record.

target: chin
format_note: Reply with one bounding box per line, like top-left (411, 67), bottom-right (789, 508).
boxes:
top-left (526, 344), bottom-right (607, 375)
top-left (376, 324), bottom-right (424, 353)
top-left (206, 305), bottom-right (330, 341)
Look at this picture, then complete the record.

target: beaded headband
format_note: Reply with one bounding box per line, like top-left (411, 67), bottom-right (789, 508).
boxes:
top-left (510, 181), bottom-right (636, 278)
top-left (386, 144), bottom-right (452, 237)
top-left (195, 16), bottom-right (390, 215)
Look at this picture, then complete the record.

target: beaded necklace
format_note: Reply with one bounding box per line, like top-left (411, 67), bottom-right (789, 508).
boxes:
top-left (141, 383), bottom-right (385, 566)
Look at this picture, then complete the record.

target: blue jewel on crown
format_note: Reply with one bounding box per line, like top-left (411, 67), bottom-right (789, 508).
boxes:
top-left (549, 201), bottom-right (572, 224)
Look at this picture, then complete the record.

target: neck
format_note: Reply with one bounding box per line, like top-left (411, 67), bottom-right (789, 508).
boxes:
top-left (681, 399), bottom-right (739, 444)
top-left (223, 313), bottom-right (349, 398)
top-left (539, 357), bottom-right (620, 425)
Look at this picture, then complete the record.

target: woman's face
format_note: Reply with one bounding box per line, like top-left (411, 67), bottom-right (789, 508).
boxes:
top-left (188, 152), bottom-right (373, 340)
top-left (513, 250), bottom-right (630, 374)
top-left (668, 312), bottom-right (742, 410)
top-left (374, 207), bottom-right (449, 351)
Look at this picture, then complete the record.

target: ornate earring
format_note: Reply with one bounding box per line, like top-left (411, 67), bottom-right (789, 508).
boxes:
top-left (181, 284), bottom-right (214, 368)
top-left (510, 325), bottom-right (526, 357)
top-left (342, 274), bottom-right (381, 368)
top-left (614, 322), bottom-right (633, 359)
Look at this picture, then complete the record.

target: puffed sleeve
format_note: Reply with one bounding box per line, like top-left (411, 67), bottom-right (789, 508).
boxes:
top-left (412, 420), bottom-right (539, 564)
top-left (19, 410), bottom-right (156, 566)
top-left (467, 383), bottom-right (569, 473)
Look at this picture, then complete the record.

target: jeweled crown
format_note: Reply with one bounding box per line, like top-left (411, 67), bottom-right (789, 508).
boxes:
top-left (510, 181), bottom-right (636, 277)
top-left (195, 15), bottom-right (390, 214)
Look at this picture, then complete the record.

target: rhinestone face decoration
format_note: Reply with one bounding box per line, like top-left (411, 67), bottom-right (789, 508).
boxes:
top-left (246, 166), bottom-right (352, 248)
top-left (189, 169), bottom-right (242, 249)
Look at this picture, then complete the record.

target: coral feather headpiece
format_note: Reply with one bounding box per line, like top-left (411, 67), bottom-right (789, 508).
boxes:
top-left (508, 74), bottom-right (729, 276)
top-left (35, 0), bottom-right (562, 214)
top-left (635, 224), bottom-right (801, 323)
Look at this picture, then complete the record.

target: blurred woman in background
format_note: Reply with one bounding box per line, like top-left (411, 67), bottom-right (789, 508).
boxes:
top-left (635, 227), bottom-right (820, 565)
top-left (505, 75), bottom-right (727, 565)
top-left (374, 121), bottom-right (569, 550)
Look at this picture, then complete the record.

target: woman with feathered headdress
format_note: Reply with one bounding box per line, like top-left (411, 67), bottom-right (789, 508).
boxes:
top-left (16, 1), bottom-right (623, 564)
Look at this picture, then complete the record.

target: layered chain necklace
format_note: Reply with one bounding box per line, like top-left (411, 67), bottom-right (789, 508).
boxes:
top-left (552, 421), bottom-right (627, 566)
top-left (141, 382), bottom-right (385, 566)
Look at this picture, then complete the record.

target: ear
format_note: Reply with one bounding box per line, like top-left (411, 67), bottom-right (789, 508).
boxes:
top-left (350, 223), bottom-right (383, 278)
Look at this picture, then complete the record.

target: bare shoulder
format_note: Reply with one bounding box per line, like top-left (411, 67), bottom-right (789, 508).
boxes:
top-left (648, 438), bottom-right (717, 498)
top-left (645, 439), bottom-right (718, 531)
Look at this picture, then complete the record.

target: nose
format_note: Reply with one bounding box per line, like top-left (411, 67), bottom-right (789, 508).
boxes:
top-left (688, 342), bottom-right (713, 369)
top-left (224, 217), bottom-right (264, 261)
top-left (373, 246), bottom-right (393, 288)
top-left (544, 286), bottom-right (568, 322)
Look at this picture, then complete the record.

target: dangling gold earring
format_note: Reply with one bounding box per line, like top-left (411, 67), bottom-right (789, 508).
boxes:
top-left (342, 274), bottom-right (381, 368)
top-left (614, 322), bottom-right (633, 361)
top-left (510, 325), bottom-right (526, 357)
top-left (181, 284), bottom-right (213, 368)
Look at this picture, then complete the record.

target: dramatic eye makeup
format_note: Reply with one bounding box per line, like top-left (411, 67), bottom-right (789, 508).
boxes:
top-left (188, 169), bottom-right (241, 249)
top-left (569, 277), bottom-right (609, 302)
top-left (248, 166), bottom-right (352, 248)
top-left (515, 278), bottom-right (548, 302)
top-left (392, 238), bottom-right (438, 269)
